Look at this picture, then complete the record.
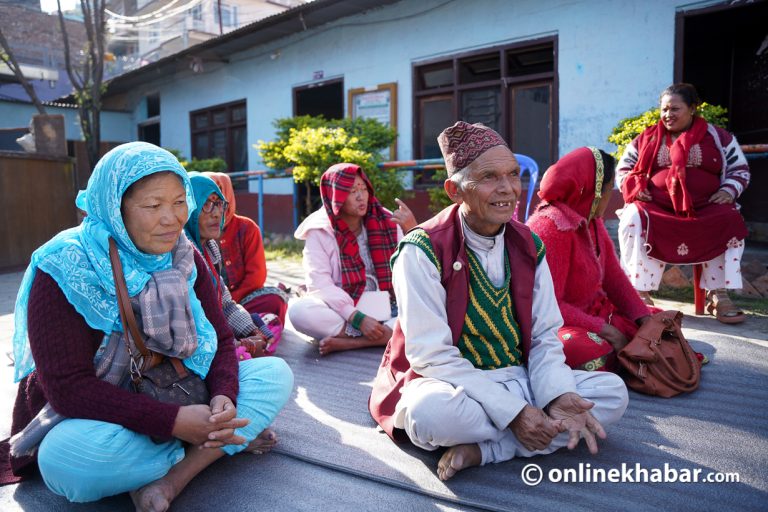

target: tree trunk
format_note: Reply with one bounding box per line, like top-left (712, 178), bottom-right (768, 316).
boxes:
top-left (80, 104), bottom-right (101, 176)
top-left (57, 0), bottom-right (105, 173)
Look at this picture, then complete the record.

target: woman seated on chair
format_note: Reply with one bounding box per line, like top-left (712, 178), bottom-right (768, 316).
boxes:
top-left (527, 147), bottom-right (651, 371)
top-left (207, 172), bottom-right (288, 340)
top-left (185, 173), bottom-right (282, 356)
top-left (2, 143), bottom-right (293, 510)
top-left (616, 83), bottom-right (750, 324)
top-left (287, 163), bottom-right (416, 356)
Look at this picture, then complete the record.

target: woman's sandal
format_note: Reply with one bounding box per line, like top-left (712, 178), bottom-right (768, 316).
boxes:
top-left (706, 289), bottom-right (746, 324)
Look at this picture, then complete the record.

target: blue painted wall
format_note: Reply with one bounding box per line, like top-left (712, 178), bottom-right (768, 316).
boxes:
top-left (124, 0), bottom-right (723, 193)
top-left (1, 0), bottom-right (727, 194)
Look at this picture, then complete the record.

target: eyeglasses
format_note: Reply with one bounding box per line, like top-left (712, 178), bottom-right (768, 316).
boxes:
top-left (201, 199), bottom-right (229, 213)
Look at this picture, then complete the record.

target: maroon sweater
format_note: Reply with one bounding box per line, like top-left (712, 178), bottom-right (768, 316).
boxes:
top-left (527, 203), bottom-right (649, 333)
top-left (5, 250), bottom-right (238, 479)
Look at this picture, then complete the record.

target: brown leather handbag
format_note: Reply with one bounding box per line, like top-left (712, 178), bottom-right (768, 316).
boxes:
top-left (109, 238), bottom-right (210, 406)
top-left (617, 310), bottom-right (701, 398)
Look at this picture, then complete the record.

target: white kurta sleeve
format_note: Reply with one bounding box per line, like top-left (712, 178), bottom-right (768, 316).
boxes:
top-left (393, 243), bottom-right (528, 430)
top-left (526, 255), bottom-right (578, 406)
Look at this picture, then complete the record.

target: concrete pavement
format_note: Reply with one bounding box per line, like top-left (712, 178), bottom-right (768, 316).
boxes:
top-left (1, 259), bottom-right (767, 511)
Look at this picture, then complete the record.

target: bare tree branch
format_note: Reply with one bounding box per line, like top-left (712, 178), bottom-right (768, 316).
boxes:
top-left (0, 27), bottom-right (46, 115)
top-left (57, 0), bottom-right (83, 89)
top-left (57, 0), bottom-right (107, 173)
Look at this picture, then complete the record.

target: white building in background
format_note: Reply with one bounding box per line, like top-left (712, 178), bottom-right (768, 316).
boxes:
top-left (106, 0), bottom-right (305, 71)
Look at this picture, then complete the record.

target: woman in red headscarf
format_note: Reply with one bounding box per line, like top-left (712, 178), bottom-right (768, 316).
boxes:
top-left (287, 163), bottom-right (416, 356)
top-left (616, 84), bottom-right (750, 323)
top-left (206, 172), bottom-right (288, 345)
top-left (527, 147), bottom-right (651, 371)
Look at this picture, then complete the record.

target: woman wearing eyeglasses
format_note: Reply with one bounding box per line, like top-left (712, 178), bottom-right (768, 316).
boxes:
top-left (185, 174), bottom-right (279, 360)
top-left (206, 172), bottom-right (288, 344)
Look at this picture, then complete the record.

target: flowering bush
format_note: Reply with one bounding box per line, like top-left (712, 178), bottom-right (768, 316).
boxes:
top-left (257, 116), bottom-right (405, 215)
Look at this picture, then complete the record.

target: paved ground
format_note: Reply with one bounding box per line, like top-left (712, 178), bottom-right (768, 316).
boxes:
top-left (1, 258), bottom-right (766, 511)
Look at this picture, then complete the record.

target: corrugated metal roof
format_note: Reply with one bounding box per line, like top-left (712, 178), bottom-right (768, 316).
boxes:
top-left (101, 0), bottom-right (402, 97)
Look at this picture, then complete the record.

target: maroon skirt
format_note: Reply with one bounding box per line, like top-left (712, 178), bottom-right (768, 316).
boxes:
top-left (639, 167), bottom-right (747, 264)
top-left (637, 201), bottom-right (747, 264)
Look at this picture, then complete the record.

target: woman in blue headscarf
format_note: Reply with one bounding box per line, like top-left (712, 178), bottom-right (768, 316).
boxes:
top-left (184, 173), bottom-right (280, 356)
top-left (1, 143), bottom-right (293, 510)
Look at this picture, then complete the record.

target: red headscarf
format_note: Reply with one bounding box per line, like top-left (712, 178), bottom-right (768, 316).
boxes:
top-left (538, 147), bottom-right (604, 220)
top-left (320, 164), bottom-right (399, 303)
top-left (621, 115), bottom-right (708, 217)
top-left (207, 172), bottom-right (237, 227)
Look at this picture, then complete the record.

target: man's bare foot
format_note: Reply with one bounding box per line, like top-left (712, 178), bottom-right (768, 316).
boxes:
top-left (246, 428), bottom-right (278, 455)
top-left (130, 479), bottom-right (176, 512)
top-left (436, 444), bottom-right (482, 481)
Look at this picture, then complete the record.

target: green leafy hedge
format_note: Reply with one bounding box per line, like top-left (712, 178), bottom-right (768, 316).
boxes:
top-left (165, 148), bottom-right (228, 173)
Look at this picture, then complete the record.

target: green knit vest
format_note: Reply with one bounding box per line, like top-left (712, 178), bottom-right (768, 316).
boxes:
top-left (394, 229), bottom-right (546, 371)
top-left (458, 248), bottom-right (522, 369)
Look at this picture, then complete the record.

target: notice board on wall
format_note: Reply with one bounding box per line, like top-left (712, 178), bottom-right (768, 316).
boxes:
top-left (348, 82), bottom-right (397, 160)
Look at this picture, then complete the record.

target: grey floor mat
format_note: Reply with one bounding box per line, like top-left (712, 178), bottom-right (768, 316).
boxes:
top-left (271, 329), bottom-right (768, 512)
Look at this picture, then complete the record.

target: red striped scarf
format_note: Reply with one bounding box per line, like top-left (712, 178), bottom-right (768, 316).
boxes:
top-left (320, 164), bottom-right (398, 303)
top-left (622, 116), bottom-right (708, 217)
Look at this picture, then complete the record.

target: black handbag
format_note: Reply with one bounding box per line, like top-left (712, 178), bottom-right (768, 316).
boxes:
top-left (134, 357), bottom-right (211, 405)
top-left (109, 238), bottom-right (210, 407)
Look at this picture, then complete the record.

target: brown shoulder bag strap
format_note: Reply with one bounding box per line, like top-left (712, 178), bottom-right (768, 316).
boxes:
top-left (108, 238), bottom-right (150, 358)
top-left (108, 238), bottom-right (187, 378)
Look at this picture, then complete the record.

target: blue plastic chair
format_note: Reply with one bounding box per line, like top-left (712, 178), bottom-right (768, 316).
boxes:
top-left (513, 153), bottom-right (539, 222)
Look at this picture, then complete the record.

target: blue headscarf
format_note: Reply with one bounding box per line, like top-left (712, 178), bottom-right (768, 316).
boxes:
top-left (12, 142), bottom-right (218, 382)
top-left (184, 173), bottom-right (226, 251)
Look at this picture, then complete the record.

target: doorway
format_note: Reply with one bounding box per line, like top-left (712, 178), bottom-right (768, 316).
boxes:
top-left (138, 122), bottom-right (160, 146)
top-left (676, 0), bottom-right (768, 240)
top-left (292, 78), bottom-right (344, 217)
top-left (139, 93), bottom-right (161, 146)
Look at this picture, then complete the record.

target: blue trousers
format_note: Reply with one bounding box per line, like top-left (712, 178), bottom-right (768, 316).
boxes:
top-left (37, 357), bottom-right (293, 503)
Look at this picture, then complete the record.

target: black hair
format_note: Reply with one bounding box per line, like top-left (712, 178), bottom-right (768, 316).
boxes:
top-left (598, 149), bottom-right (615, 192)
top-left (659, 83), bottom-right (701, 109)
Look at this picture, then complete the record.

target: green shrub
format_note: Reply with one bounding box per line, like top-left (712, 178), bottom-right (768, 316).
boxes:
top-left (256, 116), bottom-right (407, 215)
top-left (165, 148), bottom-right (228, 173)
top-left (185, 157), bottom-right (227, 173)
top-left (608, 102), bottom-right (728, 160)
top-left (263, 236), bottom-right (304, 262)
top-left (427, 169), bottom-right (452, 213)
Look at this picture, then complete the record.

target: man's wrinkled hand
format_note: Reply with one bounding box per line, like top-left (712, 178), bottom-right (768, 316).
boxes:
top-left (508, 404), bottom-right (564, 452)
top-left (547, 392), bottom-right (606, 454)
